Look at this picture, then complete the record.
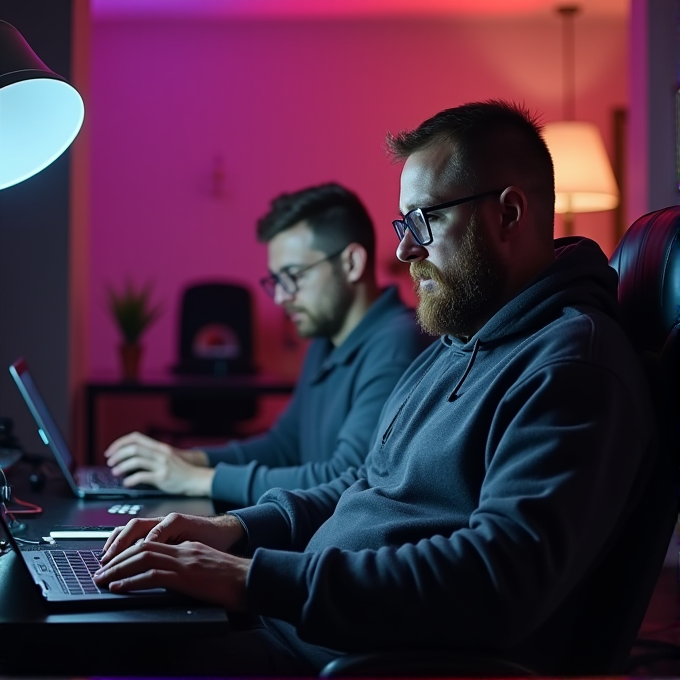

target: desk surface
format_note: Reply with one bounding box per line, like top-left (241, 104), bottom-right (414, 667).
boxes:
top-left (0, 462), bottom-right (231, 676)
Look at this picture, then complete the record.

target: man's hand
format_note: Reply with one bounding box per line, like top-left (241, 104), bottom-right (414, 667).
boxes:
top-left (100, 512), bottom-right (246, 563)
top-left (103, 431), bottom-right (213, 496)
top-left (93, 538), bottom-right (251, 610)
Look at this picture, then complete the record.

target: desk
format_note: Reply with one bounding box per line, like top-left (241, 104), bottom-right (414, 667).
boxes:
top-left (84, 373), bottom-right (295, 464)
top-left (0, 462), bottom-right (231, 676)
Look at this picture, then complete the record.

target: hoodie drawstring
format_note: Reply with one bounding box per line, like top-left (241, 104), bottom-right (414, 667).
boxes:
top-left (448, 338), bottom-right (480, 401)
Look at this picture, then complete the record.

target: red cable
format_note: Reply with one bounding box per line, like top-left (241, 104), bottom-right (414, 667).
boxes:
top-left (6, 495), bottom-right (43, 516)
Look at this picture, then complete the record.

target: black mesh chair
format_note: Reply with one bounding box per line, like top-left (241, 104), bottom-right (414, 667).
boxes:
top-left (320, 207), bottom-right (680, 678)
top-left (149, 281), bottom-right (259, 445)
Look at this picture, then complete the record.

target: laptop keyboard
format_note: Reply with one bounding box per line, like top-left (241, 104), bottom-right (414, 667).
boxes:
top-left (46, 549), bottom-right (105, 595)
top-left (87, 470), bottom-right (123, 489)
top-left (87, 470), bottom-right (157, 492)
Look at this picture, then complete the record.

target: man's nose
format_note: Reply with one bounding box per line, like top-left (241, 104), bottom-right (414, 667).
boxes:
top-left (396, 229), bottom-right (428, 262)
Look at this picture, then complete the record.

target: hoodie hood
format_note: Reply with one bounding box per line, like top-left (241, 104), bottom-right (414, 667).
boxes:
top-left (443, 236), bottom-right (619, 352)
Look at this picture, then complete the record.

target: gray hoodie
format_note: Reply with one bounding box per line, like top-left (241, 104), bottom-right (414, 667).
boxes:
top-left (232, 237), bottom-right (656, 673)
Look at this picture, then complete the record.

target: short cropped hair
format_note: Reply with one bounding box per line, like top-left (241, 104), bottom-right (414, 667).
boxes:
top-left (256, 183), bottom-right (376, 266)
top-left (386, 99), bottom-right (555, 230)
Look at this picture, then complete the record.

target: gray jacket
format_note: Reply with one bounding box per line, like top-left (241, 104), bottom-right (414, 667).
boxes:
top-left (205, 286), bottom-right (430, 506)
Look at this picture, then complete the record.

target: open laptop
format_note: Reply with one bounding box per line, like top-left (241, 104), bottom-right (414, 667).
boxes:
top-left (0, 499), bottom-right (200, 611)
top-left (9, 357), bottom-right (169, 498)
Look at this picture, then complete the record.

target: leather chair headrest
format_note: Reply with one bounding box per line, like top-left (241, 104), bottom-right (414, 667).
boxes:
top-left (609, 205), bottom-right (680, 355)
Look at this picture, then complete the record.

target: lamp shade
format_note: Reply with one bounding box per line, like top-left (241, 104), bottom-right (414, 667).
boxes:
top-left (543, 120), bottom-right (619, 214)
top-left (0, 20), bottom-right (84, 190)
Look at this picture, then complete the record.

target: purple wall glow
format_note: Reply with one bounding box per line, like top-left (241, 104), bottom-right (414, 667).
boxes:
top-left (89, 16), bottom-right (627, 379)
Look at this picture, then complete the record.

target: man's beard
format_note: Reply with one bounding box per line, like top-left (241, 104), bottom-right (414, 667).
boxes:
top-left (410, 216), bottom-right (506, 338)
top-left (284, 275), bottom-right (354, 340)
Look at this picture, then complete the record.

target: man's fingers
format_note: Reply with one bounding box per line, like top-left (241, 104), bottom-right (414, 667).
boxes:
top-left (109, 442), bottom-right (161, 465)
top-left (104, 431), bottom-right (163, 459)
top-left (96, 541), bottom-right (181, 585)
top-left (146, 512), bottom-right (185, 543)
top-left (99, 517), bottom-right (164, 563)
top-left (120, 470), bottom-right (154, 488)
top-left (105, 570), bottom-right (171, 593)
top-left (103, 431), bottom-right (145, 456)
top-left (101, 525), bottom-right (126, 553)
top-left (110, 453), bottom-right (150, 476)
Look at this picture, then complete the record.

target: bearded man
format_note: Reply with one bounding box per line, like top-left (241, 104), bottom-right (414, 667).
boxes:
top-left (95, 100), bottom-right (655, 678)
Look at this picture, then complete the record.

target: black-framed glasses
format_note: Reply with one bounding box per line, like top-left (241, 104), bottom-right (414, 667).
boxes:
top-left (259, 248), bottom-right (345, 298)
top-left (392, 189), bottom-right (503, 246)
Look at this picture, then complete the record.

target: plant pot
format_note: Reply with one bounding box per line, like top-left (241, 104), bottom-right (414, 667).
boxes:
top-left (119, 342), bottom-right (143, 382)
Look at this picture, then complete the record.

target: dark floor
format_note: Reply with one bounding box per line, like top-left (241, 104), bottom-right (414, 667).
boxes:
top-left (627, 531), bottom-right (679, 677)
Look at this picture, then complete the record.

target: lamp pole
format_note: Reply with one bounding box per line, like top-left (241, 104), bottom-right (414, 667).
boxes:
top-left (559, 5), bottom-right (578, 237)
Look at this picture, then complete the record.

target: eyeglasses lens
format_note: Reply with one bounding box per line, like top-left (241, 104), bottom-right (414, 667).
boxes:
top-left (394, 211), bottom-right (428, 245)
top-left (408, 211), bottom-right (429, 244)
top-left (278, 272), bottom-right (296, 295)
top-left (261, 272), bottom-right (297, 298)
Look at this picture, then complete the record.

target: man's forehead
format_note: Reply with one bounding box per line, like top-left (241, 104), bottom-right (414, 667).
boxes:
top-left (399, 144), bottom-right (462, 211)
top-left (267, 221), bottom-right (322, 267)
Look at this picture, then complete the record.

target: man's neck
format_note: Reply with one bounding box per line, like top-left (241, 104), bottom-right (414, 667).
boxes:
top-left (331, 283), bottom-right (382, 347)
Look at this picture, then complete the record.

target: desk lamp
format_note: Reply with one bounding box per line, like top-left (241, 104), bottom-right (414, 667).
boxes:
top-left (0, 19), bottom-right (84, 190)
top-left (0, 20), bottom-right (84, 473)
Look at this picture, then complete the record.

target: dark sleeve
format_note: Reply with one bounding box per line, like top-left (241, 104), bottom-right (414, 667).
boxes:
top-left (210, 322), bottom-right (427, 506)
top-left (229, 466), bottom-right (363, 553)
top-left (203, 383), bottom-right (303, 469)
top-left (205, 386), bottom-right (304, 503)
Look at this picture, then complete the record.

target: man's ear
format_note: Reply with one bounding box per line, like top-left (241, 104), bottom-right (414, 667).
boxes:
top-left (342, 243), bottom-right (368, 283)
top-left (499, 186), bottom-right (527, 242)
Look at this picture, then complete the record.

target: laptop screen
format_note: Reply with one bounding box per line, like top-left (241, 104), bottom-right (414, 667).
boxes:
top-left (9, 358), bottom-right (78, 478)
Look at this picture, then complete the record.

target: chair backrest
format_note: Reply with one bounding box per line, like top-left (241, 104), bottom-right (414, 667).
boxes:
top-left (168, 281), bottom-right (258, 433)
top-left (564, 206), bottom-right (680, 673)
top-left (174, 281), bottom-right (255, 377)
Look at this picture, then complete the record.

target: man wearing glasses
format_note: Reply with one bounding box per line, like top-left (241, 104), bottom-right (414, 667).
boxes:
top-left (104, 182), bottom-right (430, 506)
top-left (95, 100), bottom-right (654, 677)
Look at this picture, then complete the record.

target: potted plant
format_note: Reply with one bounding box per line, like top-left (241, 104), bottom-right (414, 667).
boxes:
top-left (107, 279), bottom-right (163, 381)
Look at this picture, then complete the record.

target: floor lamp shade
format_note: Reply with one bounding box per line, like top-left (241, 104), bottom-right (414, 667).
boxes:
top-left (543, 120), bottom-right (619, 214)
top-left (0, 20), bottom-right (84, 190)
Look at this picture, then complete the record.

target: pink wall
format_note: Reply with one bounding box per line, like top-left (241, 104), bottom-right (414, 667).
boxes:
top-left (89, 16), bottom-right (628, 379)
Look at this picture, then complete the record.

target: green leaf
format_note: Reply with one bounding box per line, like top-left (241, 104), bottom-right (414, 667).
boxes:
top-left (106, 279), bottom-right (163, 344)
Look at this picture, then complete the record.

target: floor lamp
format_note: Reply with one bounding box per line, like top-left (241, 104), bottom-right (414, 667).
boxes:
top-left (542, 5), bottom-right (619, 236)
top-left (0, 20), bottom-right (84, 470)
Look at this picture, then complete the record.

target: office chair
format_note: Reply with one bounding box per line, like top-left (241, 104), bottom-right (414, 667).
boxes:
top-left (149, 281), bottom-right (260, 445)
top-left (319, 206), bottom-right (680, 678)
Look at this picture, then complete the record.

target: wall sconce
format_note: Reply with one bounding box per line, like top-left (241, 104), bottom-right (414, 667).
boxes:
top-left (542, 5), bottom-right (619, 236)
top-left (0, 20), bottom-right (85, 190)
